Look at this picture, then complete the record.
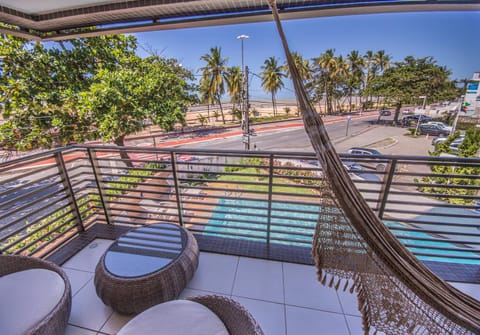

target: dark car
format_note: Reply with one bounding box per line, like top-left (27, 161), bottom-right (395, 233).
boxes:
top-left (346, 147), bottom-right (387, 172)
top-left (379, 110), bottom-right (391, 116)
top-left (418, 124), bottom-right (450, 137)
top-left (402, 115), bottom-right (431, 127)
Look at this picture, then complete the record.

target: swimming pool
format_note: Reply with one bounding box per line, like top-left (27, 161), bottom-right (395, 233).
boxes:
top-left (206, 198), bottom-right (319, 246)
top-left (206, 199), bottom-right (480, 265)
top-left (385, 221), bottom-right (479, 265)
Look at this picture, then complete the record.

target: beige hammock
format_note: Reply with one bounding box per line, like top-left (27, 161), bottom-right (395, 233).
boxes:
top-left (266, 1), bottom-right (480, 334)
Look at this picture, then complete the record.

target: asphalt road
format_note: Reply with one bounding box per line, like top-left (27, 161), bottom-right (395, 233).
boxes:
top-left (171, 113), bottom-right (434, 158)
top-left (174, 115), bottom-right (379, 152)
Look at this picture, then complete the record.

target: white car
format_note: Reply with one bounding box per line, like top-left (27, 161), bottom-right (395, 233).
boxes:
top-left (425, 121), bottom-right (453, 132)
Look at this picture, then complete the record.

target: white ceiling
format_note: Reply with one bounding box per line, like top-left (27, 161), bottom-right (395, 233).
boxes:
top-left (0, 0), bottom-right (122, 15)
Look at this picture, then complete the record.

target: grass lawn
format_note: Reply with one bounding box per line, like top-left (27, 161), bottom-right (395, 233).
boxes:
top-left (217, 167), bottom-right (318, 195)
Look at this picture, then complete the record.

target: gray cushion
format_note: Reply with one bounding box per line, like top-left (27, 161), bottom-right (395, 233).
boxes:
top-left (0, 269), bottom-right (65, 335)
top-left (118, 300), bottom-right (229, 335)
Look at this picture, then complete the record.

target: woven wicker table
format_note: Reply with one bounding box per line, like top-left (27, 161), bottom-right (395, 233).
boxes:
top-left (94, 223), bottom-right (199, 315)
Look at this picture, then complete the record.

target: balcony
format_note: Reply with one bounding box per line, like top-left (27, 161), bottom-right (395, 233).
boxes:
top-left (1, 145), bottom-right (479, 334)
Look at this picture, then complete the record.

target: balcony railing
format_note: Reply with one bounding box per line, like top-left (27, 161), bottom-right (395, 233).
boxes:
top-left (0, 145), bottom-right (479, 280)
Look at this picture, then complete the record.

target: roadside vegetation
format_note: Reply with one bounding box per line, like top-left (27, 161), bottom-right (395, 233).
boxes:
top-left (1, 161), bottom-right (166, 254)
top-left (0, 33), bottom-right (197, 153)
top-left (2, 194), bottom-right (97, 255)
top-left (105, 162), bottom-right (165, 197)
top-left (416, 128), bottom-right (480, 204)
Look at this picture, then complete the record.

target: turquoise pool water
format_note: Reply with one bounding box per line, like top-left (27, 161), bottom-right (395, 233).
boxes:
top-left (206, 198), bottom-right (479, 265)
top-left (206, 198), bottom-right (319, 246)
top-left (385, 221), bottom-right (479, 265)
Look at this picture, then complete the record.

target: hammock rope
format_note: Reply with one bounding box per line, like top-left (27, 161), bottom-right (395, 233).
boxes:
top-left (266, 1), bottom-right (480, 334)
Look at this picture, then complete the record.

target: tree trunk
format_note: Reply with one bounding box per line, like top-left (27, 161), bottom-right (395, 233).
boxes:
top-left (348, 91), bottom-right (353, 112)
top-left (114, 135), bottom-right (133, 168)
top-left (393, 104), bottom-right (402, 124)
top-left (271, 93), bottom-right (276, 116)
top-left (231, 102), bottom-right (236, 121)
top-left (218, 99), bottom-right (226, 124)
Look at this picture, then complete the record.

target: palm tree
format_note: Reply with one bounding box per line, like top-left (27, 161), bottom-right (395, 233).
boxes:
top-left (455, 78), bottom-right (470, 96)
top-left (375, 50), bottom-right (391, 73)
top-left (199, 47), bottom-right (228, 124)
top-left (198, 80), bottom-right (214, 121)
top-left (373, 50), bottom-right (391, 108)
top-left (333, 55), bottom-right (349, 112)
top-left (363, 50), bottom-right (375, 109)
top-left (225, 66), bottom-right (242, 121)
top-left (314, 49), bottom-right (338, 114)
top-left (283, 52), bottom-right (311, 82)
top-left (260, 56), bottom-right (285, 116)
top-left (346, 50), bottom-right (365, 112)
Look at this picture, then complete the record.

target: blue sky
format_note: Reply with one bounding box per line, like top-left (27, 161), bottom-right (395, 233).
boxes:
top-left (134, 11), bottom-right (480, 100)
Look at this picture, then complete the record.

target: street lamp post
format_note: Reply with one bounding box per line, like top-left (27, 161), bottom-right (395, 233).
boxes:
top-left (451, 95), bottom-right (464, 134)
top-left (419, 95), bottom-right (427, 110)
top-left (237, 34), bottom-right (250, 150)
top-left (415, 95), bottom-right (427, 136)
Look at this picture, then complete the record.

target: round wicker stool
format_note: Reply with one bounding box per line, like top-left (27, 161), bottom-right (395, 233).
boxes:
top-left (94, 223), bottom-right (199, 315)
top-left (0, 255), bottom-right (72, 335)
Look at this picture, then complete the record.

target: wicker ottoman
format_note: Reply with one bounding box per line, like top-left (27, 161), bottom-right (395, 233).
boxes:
top-left (94, 223), bottom-right (199, 315)
top-left (0, 255), bottom-right (72, 335)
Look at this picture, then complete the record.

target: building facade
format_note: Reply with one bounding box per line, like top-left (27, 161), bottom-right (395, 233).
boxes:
top-left (464, 72), bottom-right (480, 116)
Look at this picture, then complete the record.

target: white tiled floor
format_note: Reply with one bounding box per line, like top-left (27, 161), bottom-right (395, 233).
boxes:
top-left (62, 239), bottom-right (480, 335)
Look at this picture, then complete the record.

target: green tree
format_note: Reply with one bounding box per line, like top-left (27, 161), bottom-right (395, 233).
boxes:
top-left (1, 33), bottom-right (195, 152)
top-left (362, 50), bottom-right (376, 109)
top-left (198, 79), bottom-right (214, 121)
top-left (79, 55), bottom-right (196, 164)
top-left (371, 56), bottom-right (457, 123)
top-left (225, 66), bottom-right (242, 120)
top-left (260, 56), bottom-right (285, 116)
top-left (345, 50), bottom-right (365, 112)
top-left (283, 52), bottom-right (311, 82)
top-left (419, 129), bottom-right (480, 204)
top-left (312, 49), bottom-right (346, 114)
top-left (373, 50), bottom-right (391, 108)
top-left (333, 55), bottom-right (349, 112)
top-left (0, 33), bottom-right (95, 149)
top-left (199, 47), bottom-right (228, 124)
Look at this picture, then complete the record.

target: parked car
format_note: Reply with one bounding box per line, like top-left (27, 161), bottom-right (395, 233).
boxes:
top-left (432, 136), bottom-right (448, 145)
top-left (343, 161), bottom-right (381, 182)
top-left (449, 141), bottom-right (464, 152)
top-left (379, 110), bottom-right (391, 116)
top-left (346, 147), bottom-right (387, 172)
top-left (402, 109), bottom-right (413, 114)
top-left (473, 200), bottom-right (480, 214)
top-left (418, 124), bottom-right (450, 136)
top-left (432, 134), bottom-right (464, 146)
top-left (425, 121), bottom-right (453, 132)
top-left (401, 115), bottom-right (431, 127)
top-left (448, 142), bottom-right (463, 152)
